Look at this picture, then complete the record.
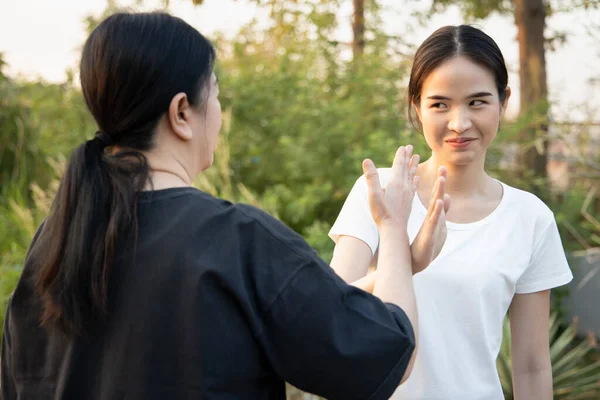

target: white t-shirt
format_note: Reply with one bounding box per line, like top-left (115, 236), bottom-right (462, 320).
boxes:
top-left (329, 168), bottom-right (573, 400)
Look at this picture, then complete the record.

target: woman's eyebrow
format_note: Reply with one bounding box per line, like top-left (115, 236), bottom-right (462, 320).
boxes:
top-left (425, 92), bottom-right (493, 100)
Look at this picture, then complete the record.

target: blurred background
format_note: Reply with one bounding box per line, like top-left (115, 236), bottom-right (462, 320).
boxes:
top-left (1, 0), bottom-right (600, 398)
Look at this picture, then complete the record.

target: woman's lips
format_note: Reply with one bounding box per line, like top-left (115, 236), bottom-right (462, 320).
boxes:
top-left (445, 138), bottom-right (477, 149)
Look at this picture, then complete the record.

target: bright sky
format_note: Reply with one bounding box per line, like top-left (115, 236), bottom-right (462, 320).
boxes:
top-left (1, 0), bottom-right (599, 122)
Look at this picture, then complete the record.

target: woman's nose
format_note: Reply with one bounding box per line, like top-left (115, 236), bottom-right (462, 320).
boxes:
top-left (447, 108), bottom-right (473, 133)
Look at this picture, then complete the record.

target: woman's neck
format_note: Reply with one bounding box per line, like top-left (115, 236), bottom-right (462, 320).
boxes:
top-left (143, 150), bottom-right (194, 191)
top-left (418, 152), bottom-right (492, 199)
top-left (147, 170), bottom-right (191, 190)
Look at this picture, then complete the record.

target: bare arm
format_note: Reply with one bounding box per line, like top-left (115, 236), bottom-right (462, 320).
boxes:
top-left (350, 269), bottom-right (377, 293)
top-left (330, 236), bottom-right (373, 284)
top-left (361, 146), bottom-right (420, 383)
top-left (509, 290), bottom-right (553, 399)
top-left (373, 224), bottom-right (416, 386)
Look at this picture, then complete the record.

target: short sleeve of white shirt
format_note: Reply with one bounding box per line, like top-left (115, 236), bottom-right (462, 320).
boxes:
top-left (515, 210), bottom-right (573, 294)
top-left (328, 172), bottom-right (384, 256)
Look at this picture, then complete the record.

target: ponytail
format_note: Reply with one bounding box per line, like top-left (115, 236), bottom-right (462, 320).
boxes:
top-left (32, 131), bottom-right (149, 336)
top-left (30, 10), bottom-right (216, 336)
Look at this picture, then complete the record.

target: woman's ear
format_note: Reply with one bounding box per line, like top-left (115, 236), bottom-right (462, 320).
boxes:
top-left (168, 93), bottom-right (194, 141)
top-left (413, 98), bottom-right (423, 122)
top-left (500, 86), bottom-right (512, 117)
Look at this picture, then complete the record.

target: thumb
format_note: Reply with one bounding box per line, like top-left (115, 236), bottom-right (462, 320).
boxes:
top-left (363, 159), bottom-right (386, 224)
top-left (363, 159), bottom-right (383, 200)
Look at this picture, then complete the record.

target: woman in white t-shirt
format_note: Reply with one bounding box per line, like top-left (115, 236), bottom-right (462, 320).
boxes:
top-left (329, 25), bottom-right (573, 400)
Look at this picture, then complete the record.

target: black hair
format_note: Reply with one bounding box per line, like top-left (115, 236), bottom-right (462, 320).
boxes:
top-left (32, 11), bottom-right (216, 336)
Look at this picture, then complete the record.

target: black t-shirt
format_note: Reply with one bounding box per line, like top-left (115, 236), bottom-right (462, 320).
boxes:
top-left (1, 187), bottom-right (415, 400)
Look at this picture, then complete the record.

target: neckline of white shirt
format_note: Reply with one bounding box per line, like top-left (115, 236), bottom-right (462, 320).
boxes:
top-left (413, 180), bottom-right (511, 231)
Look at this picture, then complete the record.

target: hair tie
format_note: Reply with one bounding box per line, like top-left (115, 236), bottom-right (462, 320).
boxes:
top-left (95, 130), bottom-right (114, 148)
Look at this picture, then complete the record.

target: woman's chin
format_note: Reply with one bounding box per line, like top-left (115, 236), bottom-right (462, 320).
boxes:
top-left (446, 152), bottom-right (479, 167)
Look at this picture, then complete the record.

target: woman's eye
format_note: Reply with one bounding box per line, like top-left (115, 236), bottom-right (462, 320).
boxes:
top-left (471, 100), bottom-right (486, 106)
top-left (431, 103), bottom-right (447, 109)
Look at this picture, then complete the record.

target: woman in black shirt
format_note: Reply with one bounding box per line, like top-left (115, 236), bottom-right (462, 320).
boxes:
top-left (1, 11), bottom-right (447, 400)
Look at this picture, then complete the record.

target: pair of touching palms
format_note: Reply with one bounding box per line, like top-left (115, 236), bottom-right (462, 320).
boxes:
top-left (363, 145), bottom-right (451, 278)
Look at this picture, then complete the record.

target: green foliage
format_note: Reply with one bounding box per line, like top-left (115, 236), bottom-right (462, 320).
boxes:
top-left (431, 0), bottom-right (513, 19)
top-left (0, 174), bottom-right (57, 342)
top-left (0, 53), bottom-right (89, 341)
top-left (0, 58), bottom-right (40, 200)
top-left (211, 1), bottom-right (428, 257)
top-left (0, 61), bottom-right (93, 204)
top-left (195, 109), bottom-right (279, 215)
top-left (430, 0), bottom-right (600, 19)
top-left (497, 314), bottom-right (600, 399)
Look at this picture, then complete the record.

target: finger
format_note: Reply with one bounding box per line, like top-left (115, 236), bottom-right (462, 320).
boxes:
top-left (428, 166), bottom-right (447, 214)
top-left (363, 158), bottom-right (382, 195)
top-left (363, 158), bottom-right (384, 206)
top-left (435, 176), bottom-right (446, 204)
top-left (443, 193), bottom-right (451, 213)
top-left (438, 165), bottom-right (447, 179)
top-left (427, 176), bottom-right (441, 216)
top-left (405, 144), bottom-right (414, 159)
top-left (428, 198), bottom-right (443, 227)
top-left (408, 154), bottom-right (420, 177)
top-left (411, 175), bottom-right (419, 193)
top-left (390, 146), bottom-right (407, 180)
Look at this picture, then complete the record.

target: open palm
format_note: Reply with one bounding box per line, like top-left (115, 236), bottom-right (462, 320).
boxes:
top-left (411, 166), bottom-right (451, 274)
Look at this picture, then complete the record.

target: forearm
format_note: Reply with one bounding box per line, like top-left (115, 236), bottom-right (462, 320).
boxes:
top-left (350, 272), bottom-right (376, 293)
top-left (372, 225), bottom-right (416, 330)
top-left (375, 249), bottom-right (424, 277)
top-left (409, 248), bottom-right (427, 275)
top-left (330, 237), bottom-right (373, 283)
top-left (509, 291), bottom-right (553, 400)
top-left (372, 224), bottom-right (417, 382)
top-left (351, 258), bottom-right (419, 292)
top-left (512, 367), bottom-right (553, 400)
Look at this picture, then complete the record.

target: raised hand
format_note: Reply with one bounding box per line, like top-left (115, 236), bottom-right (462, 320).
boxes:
top-left (363, 145), bottom-right (420, 229)
top-left (410, 166), bottom-right (451, 274)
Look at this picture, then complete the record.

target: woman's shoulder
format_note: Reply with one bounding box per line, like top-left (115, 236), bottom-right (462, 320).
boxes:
top-left (159, 190), bottom-right (318, 264)
top-left (174, 189), bottom-right (295, 238)
top-left (234, 204), bottom-right (306, 239)
top-left (498, 180), bottom-right (555, 222)
top-left (233, 203), bottom-right (319, 260)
